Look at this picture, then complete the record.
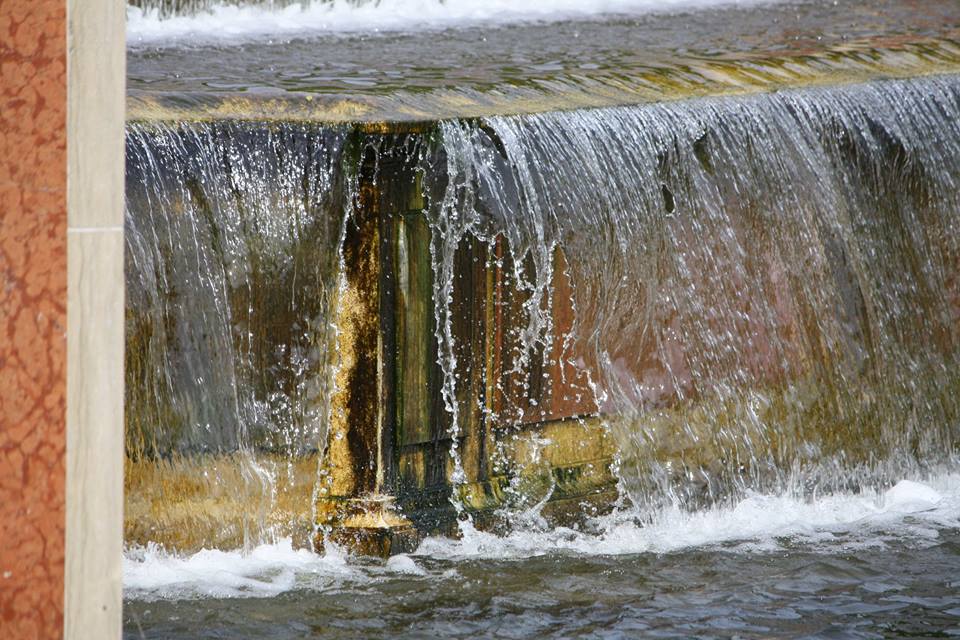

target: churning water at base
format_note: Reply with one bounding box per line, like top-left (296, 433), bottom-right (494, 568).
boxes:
top-left (127, 472), bottom-right (960, 600)
top-left (124, 471), bottom-right (960, 637)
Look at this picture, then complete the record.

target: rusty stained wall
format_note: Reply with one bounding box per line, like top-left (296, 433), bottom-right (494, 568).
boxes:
top-left (0, 0), bottom-right (68, 637)
top-left (393, 226), bottom-right (599, 492)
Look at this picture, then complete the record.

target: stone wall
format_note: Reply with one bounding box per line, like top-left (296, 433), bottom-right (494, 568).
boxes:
top-left (0, 2), bottom-right (68, 635)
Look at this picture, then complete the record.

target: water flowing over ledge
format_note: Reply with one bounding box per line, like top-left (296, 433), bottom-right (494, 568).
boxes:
top-left (119, 2), bottom-right (960, 636)
top-left (125, 73), bottom-right (960, 553)
top-left (426, 74), bottom-right (960, 512)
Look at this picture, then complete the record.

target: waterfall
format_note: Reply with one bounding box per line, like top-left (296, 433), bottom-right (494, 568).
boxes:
top-left (124, 74), bottom-right (960, 548)
top-left (125, 121), bottom-right (347, 547)
top-left (426, 75), bottom-right (960, 516)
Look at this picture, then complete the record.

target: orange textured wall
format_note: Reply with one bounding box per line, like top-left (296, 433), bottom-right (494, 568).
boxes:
top-left (0, 1), bottom-right (68, 638)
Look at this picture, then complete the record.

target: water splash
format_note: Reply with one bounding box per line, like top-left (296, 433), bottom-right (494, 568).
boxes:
top-left (123, 538), bottom-right (359, 600)
top-left (123, 469), bottom-right (960, 601)
top-left (417, 471), bottom-right (960, 560)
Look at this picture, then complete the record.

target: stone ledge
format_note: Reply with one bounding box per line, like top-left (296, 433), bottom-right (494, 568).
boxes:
top-left (126, 37), bottom-right (960, 124)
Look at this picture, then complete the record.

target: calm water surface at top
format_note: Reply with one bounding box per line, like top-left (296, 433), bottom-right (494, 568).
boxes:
top-left (127, 0), bottom-right (960, 97)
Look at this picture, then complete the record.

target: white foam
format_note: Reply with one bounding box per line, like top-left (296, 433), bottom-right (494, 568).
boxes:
top-left (415, 474), bottom-right (960, 560)
top-left (385, 553), bottom-right (426, 575)
top-left (123, 537), bottom-right (362, 600)
top-left (124, 474), bottom-right (960, 601)
top-left (882, 479), bottom-right (943, 513)
top-left (127, 0), bottom-right (778, 44)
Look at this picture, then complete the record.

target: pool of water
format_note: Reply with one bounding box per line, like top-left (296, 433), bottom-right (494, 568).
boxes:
top-left (127, 0), bottom-right (960, 121)
top-left (125, 474), bottom-right (960, 638)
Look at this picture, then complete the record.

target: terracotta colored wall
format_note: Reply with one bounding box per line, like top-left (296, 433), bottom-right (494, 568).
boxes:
top-left (0, 1), bottom-right (68, 637)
